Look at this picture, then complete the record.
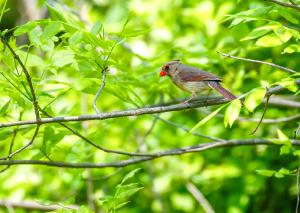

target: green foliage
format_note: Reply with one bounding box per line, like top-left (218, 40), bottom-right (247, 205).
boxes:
top-left (0, 0), bottom-right (299, 212)
top-left (98, 168), bottom-right (143, 212)
top-left (224, 99), bottom-right (242, 127)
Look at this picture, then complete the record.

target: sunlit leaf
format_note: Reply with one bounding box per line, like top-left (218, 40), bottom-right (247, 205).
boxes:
top-left (0, 99), bottom-right (10, 115)
top-left (224, 99), bottom-right (241, 127)
top-left (256, 169), bottom-right (275, 177)
top-left (119, 168), bottom-right (141, 186)
top-left (190, 105), bottom-right (226, 133)
top-left (241, 26), bottom-right (273, 41)
top-left (40, 21), bottom-right (61, 41)
top-left (277, 78), bottom-right (298, 92)
top-left (256, 33), bottom-right (284, 47)
top-left (14, 21), bottom-right (38, 36)
top-left (90, 20), bottom-right (102, 35)
top-left (244, 88), bottom-right (266, 112)
top-left (283, 44), bottom-right (300, 54)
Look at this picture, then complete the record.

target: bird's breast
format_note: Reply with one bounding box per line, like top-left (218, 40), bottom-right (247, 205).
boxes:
top-left (172, 79), bottom-right (209, 93)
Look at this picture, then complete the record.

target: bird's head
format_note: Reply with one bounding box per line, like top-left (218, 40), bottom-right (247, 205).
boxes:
top-left (160, 60), bottom-right (181, 77)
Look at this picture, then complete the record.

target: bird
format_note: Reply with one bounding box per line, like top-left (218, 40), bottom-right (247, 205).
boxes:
top-left (159, 60), bottom-right (236, 103)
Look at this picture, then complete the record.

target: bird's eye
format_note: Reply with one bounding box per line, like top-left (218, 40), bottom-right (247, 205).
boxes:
top-left (164, 65), bottom-right (169, 71)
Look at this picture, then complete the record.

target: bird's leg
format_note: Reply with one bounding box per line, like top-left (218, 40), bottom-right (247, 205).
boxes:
top-left (183, 92), bottom-right (197, 104)
top-left (204, 89), bottom-right (212, 107)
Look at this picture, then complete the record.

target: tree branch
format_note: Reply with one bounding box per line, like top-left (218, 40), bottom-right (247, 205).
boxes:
top-left (0, 139), bottom-right (300, 169)
top-left (0, 79), bottom-right (299, 129)
top-left (186, 182), bottom-right (215, 213)
top-left (268, 97), bottom-right (300, 108)
top-left (217, 51), bottom-right (298, 74)
top-left (92, 68), bottom-right (107, 114)
top-left (1, 38), bottom-right (40, 121)
top-left (0, 199), bottom-right (78, 211)
top-left (263, 0), bottom-right (300, 11)
top-left (239, 113), bottom-right (300, 124)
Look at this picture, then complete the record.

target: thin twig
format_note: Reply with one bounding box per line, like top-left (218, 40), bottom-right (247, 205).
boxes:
top-left (92, 19), bottom-right (129, 114)
top-left (250, 94), bottom-right (271, 135)
top-left (1, 38), bottom-right (40, 120)
top-left (217, 51), bottom-right (297, 74)
top-left (0, 0), bottom-right (7, 24)
top-left (0, 139), bottom-right (300, 169)
top-left (0, 128), bottom-right (18, 173)
top-left (0, 125), bottom-right (40, 160)
top-left (93, 68), bottom-right (107, 114)
top-left (263, 0), bottom-right (300, 11)
top-left (0, 199), bottom-right (79, 211)
top-left (186, 182), bottom-right (215, 213)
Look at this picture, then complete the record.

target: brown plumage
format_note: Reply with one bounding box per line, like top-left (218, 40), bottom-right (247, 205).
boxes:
top-left (160, 60), bottom-right (236, 101)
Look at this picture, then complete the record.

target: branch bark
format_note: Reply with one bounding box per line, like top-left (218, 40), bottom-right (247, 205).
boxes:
top-left (0, 199), bottom-right (78, 211)
top-left (263, 0), bottom-right (300, 11)
top-left (0, 139), bottom-right (299, 169)
top-left (0, 79), bottom-right (299, 129)
top-left (217, 51), bottom-right (298, 74)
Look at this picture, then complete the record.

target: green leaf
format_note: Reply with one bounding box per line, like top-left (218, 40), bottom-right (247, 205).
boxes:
top-left (40, 21), bottom-right (61, 41)
top-left (256, 169), bottom-right (275, 177)
top-left (40, 39), bottom-right (54, 51)
top-left (224, 99), bottom-right (241, 127)
top-left (277, 78), bottom-right (298, 92)
top-left (90, 20), bottom-right (102, 35)
top-left (119, 168), bottom-right (141, 186)
top-left (241, 26), bottom-right (273, 41)
top-left (283, 44), bottom-right (300, 54)
top-left (190, 105), bottom-right (226, 133)
top-left (28, 27), bottom-right (42, 46)
top-left (69, 31), bottom-right (83, 46)
top-left (280, 145), bottom-right (292, 155)
top-left (274, 26), bottom-right (292, 42)
top-left (277, 129), bottom-right (291, 145)
top-left (0, 99), bottom-right (10, 115)
top-left (51, 50), bottom-right (74, 67)
top-left (256, 33), bottom-right (284, 47)
top-left (114, 201), bottom-right (131, 210)
top-left (116, 184), bottom-right (143, 199)
top-left (122, 28), bottom-right (150, 37)
top-left (14, 22), bottom-right (38, 36)
top-left (244, 88), bottom-right (266, 112)
top-left (229, 18), bottom-right (244, 28)
top-left (0, 129), bottom-right (10, 140)
top-left (76, 58), bottom-right (98, 78)
top-left (279, 9), bottom-right (299, 24)
top-left (274, 168), bottom-right (291, 178)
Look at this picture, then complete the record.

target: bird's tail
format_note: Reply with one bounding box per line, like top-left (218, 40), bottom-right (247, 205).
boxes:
top-left (208, 81), bottom-right (236, 100)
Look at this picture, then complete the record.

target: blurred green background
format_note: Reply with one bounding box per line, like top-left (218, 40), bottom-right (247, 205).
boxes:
top-left (0, 0), bottom-right (299, 212)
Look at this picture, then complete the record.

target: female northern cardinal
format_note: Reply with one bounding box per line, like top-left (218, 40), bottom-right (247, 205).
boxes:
top-left (160, 60), bottom-right (236, 102)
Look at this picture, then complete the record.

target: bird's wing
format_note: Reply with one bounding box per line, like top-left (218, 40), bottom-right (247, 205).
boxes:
top-left (177, 64), bottom-right (221, 82)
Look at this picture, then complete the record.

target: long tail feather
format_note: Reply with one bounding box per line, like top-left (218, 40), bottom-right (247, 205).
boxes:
top-left (208, 81), bottom-right (236, 100)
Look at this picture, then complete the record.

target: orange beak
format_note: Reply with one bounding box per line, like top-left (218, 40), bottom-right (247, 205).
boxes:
top-left (160, 70), bottom-right (167, 77)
